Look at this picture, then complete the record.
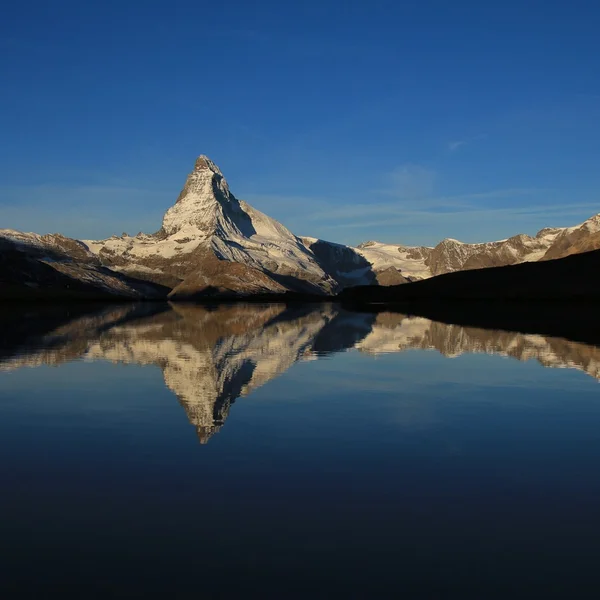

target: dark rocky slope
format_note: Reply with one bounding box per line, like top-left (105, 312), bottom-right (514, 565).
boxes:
top-left (0, 234), bottom-right (168, 301)
top-left (339, 247), bottom-right (600, 303)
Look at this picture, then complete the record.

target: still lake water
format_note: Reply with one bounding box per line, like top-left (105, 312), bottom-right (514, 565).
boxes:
top-left (2, 302), bottom-right (600, 598)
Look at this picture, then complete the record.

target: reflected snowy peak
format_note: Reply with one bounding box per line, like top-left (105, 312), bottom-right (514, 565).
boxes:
top-left (2, 303), bottom-right (599, 442)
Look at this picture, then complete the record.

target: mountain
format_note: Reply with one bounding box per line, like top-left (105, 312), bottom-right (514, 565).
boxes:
top-left (540, 214), bottom-right (600, 260)
top-left (86, 155), bottom-right (598, 290)
top-left (299, 237), bottom-right (377, 286)
top-left (354, 241), bottom-right (435, 279)
top-left (0, 230), bottom-right (168, 300)
top-left (83, 156), bottom-right (372, 298)
top-left (339, 247), bottom-right (600, 304)
top-left (0, 156), bottom-right (375, 300)
top-left (4, 303), bottom-right (600, 442)
top-left (353, 220), bottom-right (600, 280)
top-left (2, 154), bottom-right (600, 301)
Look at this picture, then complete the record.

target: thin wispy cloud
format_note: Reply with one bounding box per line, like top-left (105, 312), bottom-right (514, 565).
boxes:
top-left (442, 188), bottom-right (546, 201)
top-left (373, 185), bottom-right (544, 204)
top-left (244, 161), bottom-right (591, 246)
top-left (448, 140), bottom-right (467, 151)
top-left (313, 203), bottom-right (600, 247)
top-left (306, 188), bottom-right (550, 222)
top-left (387, 164), bottom-right (436, 198)
top-left (317, 203), bottom-right (600, 230)
top-left (448, 134), bottom-right (487, 152)
top-left (364, 162), bottom-right (545, 210)
top-left (267, 163), bottom-right (598, 244)
top-left (242, 185), bottom-right (599, 247)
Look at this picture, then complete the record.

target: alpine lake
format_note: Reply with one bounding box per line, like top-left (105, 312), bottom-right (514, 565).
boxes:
top-left (2, 302), bottom-right (600, 598)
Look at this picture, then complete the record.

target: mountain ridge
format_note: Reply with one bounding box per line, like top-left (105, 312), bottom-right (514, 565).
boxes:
top-left (352, 217), bottom-right (599, 279)
top-left (1, 154), bottom-right (599, 300)
top-left (82, 155), bottom-right (359, 298)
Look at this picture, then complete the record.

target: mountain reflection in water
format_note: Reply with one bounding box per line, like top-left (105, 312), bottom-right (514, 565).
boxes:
top-left (3, 302), bottom-right (600, 442)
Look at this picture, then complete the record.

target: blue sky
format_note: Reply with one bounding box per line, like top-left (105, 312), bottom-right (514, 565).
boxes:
top-left (1, 0), bottom-right (599, 246)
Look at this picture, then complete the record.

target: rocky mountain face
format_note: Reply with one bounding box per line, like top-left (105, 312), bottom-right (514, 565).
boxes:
top-left (0, 230), bottom-right (167, 300)
top-left (83, 156), bottom-right (371, 298)
top-left (540, 215), bottom-right (600, 261)
top-left (340, 246), bottom-right (600, 304)
top-left (354, 221), bottom-right (598, 280)
top-left (3, 304), bottom-right (600, 442)
top-left (0, 157), bottom-right (375, 300)
top-left (2, 154), bottom-right (600, 300)
top-left (354, 241), bottom-right (435, 280)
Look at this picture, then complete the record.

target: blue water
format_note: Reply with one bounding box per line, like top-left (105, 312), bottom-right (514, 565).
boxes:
top-left (1, 304), bottom-right (600, 598)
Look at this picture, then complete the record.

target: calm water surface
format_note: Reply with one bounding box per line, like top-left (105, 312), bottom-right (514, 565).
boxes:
top-left (2, 303), bottom-right (600, 598)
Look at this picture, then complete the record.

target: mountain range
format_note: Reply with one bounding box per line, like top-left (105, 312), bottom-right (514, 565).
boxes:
top-left (1, 155), bottom-right (600, 300)
top-left (3, 303), bottom-right (600, 442)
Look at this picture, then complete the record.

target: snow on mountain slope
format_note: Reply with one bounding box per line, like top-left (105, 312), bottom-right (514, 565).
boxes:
top-left (4, 153), bottom-right (600, 299)
top-left (352, 217), bottom-right (598, 279)
top-left (84, 156), bottom-right (339, 296)
top-left (0, 229), bottom-right (166, 299)
top-left (541, 214), bottom-right (600, 261)
top-left (299, 236), bottom-right (375, 286)
top-left (1, 229), bottom-right (99, 263)
top-left (355, 312), bottom-right (600, 380)
top-left (354, 241), bottom-right (433, 279)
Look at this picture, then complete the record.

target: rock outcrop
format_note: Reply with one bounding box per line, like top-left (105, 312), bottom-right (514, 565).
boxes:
top-left (540, 215), bottom-right (600, 261)
top-left (355, 227), bottom-right (568, 279)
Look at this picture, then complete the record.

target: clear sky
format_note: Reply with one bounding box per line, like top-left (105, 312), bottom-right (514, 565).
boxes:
top-left (2, 0), bottom-right (599, 246)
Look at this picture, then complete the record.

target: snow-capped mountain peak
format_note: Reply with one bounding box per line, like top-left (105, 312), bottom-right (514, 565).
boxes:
top-left (161, 154), bottom-right (237, 236)
top-left (354, 212), bottom-right (600, 279)
top-left (193, 154), bottom-right (223, 174)
top-left (5, 153), bottom-right (599, 301)
top-left (83, 155), bottom-right (356, 296)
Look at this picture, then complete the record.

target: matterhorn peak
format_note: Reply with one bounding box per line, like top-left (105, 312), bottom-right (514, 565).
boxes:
top-left (161, 155), bottom-right (235, 236)
top-left (193, 155), bottom-right (224, 175)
